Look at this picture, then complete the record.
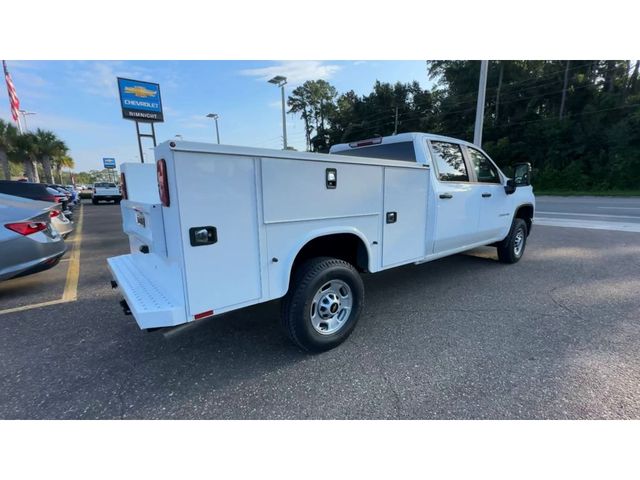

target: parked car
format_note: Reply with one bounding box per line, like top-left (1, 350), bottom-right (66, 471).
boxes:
top-left (92, 182), bottom-right (121, 204)
top-left (108, 133), bottom-right (534, 352)
top-left (65, 185), bottom-right (80, 204)
top-left (79, 186), bottom-right (93, 199)
top-left (0, 193), bottom-right (67, 281)
top-left (48, 185), bottom-right (74, 206)
top-left (0, 193), bottom-right (73, 238)
top-left (0, 180), bottom-right (69, 211)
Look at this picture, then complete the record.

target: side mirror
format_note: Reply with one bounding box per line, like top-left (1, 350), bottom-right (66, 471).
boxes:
top-left (504, 179), bottom-right (516, 195)
top-left (513, 162), bottom-right (532, 186)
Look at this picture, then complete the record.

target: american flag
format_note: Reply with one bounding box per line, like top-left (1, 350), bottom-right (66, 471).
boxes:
top-left (3, 60), bottom-right (20, 123)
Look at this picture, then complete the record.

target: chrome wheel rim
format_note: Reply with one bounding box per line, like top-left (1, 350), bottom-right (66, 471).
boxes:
top-left (310, 279), bottom-right (353, 335)
top-left (513, 228), bottom-right (525, 257)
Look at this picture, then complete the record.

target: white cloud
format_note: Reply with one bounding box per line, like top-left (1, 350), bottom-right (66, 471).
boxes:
top-left (68, 61), bottom-right (154, 99)
top-left (239, 61), bottom-right (341, 85)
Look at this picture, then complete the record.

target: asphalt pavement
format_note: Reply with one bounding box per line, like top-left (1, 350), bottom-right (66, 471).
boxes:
top-left (536, 196), bottom-right (640, 232)
top-left (0, 198), bottom-right (639, 419)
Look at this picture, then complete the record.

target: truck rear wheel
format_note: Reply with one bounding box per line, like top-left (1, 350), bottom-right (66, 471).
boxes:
top-left (281, 256), bottom-right (364, 353)
top-left (497, 218), bottom-right (528, 264)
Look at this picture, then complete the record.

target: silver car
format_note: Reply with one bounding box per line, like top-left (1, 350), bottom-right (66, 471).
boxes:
top-left (0, 193), bottom-right (67, 281)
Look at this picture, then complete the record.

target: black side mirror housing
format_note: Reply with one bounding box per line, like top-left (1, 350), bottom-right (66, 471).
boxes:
top-left (513, 162), bottom-right (532, 186)
top-left (505, 179), bottom-right (516, 195)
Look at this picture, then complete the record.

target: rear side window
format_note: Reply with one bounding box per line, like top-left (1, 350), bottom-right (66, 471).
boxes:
top-left (430, 141), bottom-right (469, 182)
top-left (467, 147), bottom-right (500, 183)
top-left (335, 141), bottom-right (417, 162)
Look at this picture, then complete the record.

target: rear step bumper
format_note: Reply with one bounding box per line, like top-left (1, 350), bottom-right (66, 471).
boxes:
top-left (107, 254), bottom-right (187, 329)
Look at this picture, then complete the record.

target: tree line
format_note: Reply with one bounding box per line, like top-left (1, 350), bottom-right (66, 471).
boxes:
top-left (287, 61), bottom-right (640, 192)
top-left (0, 119), bottom-right (74, 184)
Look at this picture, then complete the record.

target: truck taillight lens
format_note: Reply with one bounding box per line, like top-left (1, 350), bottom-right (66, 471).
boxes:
top-left (157, 159), bottom-right (170, 207)
top-left (5, 221), bottom-right (48, 236)
top-left (120, 172), bottom-right (128, 200)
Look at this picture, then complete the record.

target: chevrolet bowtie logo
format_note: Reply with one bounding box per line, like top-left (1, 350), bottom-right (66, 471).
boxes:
top-left (124, 85), bottom-right (157, 98)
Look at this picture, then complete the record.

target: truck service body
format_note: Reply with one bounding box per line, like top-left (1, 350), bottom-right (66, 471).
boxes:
top-left (108, 132), bottom-right (534, 351)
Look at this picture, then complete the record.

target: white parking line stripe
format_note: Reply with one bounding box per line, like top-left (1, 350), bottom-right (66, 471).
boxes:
top-left (596, 206), bottom-right (640, 210)
top-left (535, 217), bottom-right (640, 233)
top-left (536, 211), bottom-right (640, 219)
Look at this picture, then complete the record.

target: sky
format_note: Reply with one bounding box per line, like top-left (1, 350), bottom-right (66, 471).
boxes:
top-left (1, 60), bottom-right (431, 172)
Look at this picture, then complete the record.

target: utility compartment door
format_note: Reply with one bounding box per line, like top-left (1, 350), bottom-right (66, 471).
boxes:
top-left (382, 167), bottom-right (428, 268)
top-left (173, 152), bottom-right (262, 315)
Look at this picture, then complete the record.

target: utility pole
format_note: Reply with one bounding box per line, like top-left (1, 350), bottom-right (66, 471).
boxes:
top-left (494, 62), bottom-right (504, 124)
top-left (474, 60), bottom-right (489, 147)
top-left (393, 106), bottom-right (399, 135)
top-left (559, 60), bottom-right (570, 120)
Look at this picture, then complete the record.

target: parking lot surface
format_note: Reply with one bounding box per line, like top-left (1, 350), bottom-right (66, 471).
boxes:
top-left (1, 199), bottom-right (639, 419)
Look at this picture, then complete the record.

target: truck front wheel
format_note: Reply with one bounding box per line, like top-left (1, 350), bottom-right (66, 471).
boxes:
top-left (281, 256), bottom-right (364, 352)
top-left (497, 218), bottom-right (528, 264)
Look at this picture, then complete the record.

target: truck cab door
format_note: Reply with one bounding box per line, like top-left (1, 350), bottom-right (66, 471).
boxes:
top-left (464, 146), bottom-right (512, 241)
top-left (428, 140), bottom-right (481, 253)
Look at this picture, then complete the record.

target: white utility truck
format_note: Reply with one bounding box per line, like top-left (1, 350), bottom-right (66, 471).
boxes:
top-left (92, 182), bottom-right (122, 204)
top-left (108, 133), bottom-right (534, 352)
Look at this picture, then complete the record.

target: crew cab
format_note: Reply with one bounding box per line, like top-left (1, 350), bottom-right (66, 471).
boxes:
top-left (92, 182), bottom-right (121, 204)
top-left (108, 133), bottom-right (534, 352)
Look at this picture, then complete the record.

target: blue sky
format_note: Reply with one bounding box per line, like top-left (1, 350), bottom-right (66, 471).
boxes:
top-left (2, 61), bottom-right (431, 171)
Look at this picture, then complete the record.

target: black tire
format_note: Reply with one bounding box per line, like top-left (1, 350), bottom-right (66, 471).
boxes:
top-left (91, 198), bottom-right (98, 205)
top-left (114, 199), bottom-right (121, 205)
top-left (281, 256), bottom-right (364, 353)
top-left (497, 218), bottom-right (528, 264)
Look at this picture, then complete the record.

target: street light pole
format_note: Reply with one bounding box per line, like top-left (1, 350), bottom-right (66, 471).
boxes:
top-left (19, 110), bottom-right (36, 132)
top-left (206, 113), bottom-right (220, 144)
top-left (268, 76), bottom-right (288, 150)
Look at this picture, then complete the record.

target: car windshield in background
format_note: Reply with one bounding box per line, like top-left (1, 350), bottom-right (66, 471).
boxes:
top-left (95, 183), bottom-right (117, 188)
top-left (335, 141), bottom-right (417, 162)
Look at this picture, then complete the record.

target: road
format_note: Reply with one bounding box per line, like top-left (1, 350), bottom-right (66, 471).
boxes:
top-left (536, 196), bottom-right (640, 232)
top-left (0, 198), bottom-right (639, 419)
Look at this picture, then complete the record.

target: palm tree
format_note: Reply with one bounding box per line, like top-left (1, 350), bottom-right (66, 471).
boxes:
top-left (54, 154), bottom-right (75, 184)
top-left (0, 119), bottom-right (19, 180)
top-left (33, 129), bottom-right (67, 183)
top-left (11, 132), bottom-right (40, 182)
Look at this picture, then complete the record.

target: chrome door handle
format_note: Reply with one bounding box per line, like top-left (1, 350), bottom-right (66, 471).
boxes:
top-left (482, 193), bottom-right (492, 198)
top-left (439, 193), bottom-right (453, 199)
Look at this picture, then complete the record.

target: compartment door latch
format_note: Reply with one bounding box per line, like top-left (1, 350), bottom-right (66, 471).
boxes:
top-left (189, 226), bottom-right (218, 246)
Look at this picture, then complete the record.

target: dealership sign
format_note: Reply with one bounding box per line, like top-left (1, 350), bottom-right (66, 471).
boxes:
top-left (103, 157), bottom-right (116, 169)
top-left (117, 77), bottom-right (164, 122)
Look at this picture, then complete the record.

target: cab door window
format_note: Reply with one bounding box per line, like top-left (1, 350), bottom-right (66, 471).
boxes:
top-left (430, 141), bottom-right (469, 182)
top-left (467, 147), bottom-right (500, 183)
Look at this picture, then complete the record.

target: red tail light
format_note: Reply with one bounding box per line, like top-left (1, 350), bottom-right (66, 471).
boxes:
top-left (157, 159), bottom-right (170, 207)
top-left (49, 210), bottom-right (60, 218)
top-left (5, 221), bottom-right (48, 236)
top-left (120, 172), bottom-right (128, 200)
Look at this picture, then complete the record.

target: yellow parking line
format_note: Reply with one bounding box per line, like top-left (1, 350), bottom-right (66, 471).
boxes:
top-left (61, 203), bottom-right (84, 301)
top-left (0, 203), bottom-right (84, 316)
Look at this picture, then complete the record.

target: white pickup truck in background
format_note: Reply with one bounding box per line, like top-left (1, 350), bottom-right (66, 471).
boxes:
top-left (92, 182), bottom-right (122, 205)
top-left (108, 132), bottom-right (534, 352)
